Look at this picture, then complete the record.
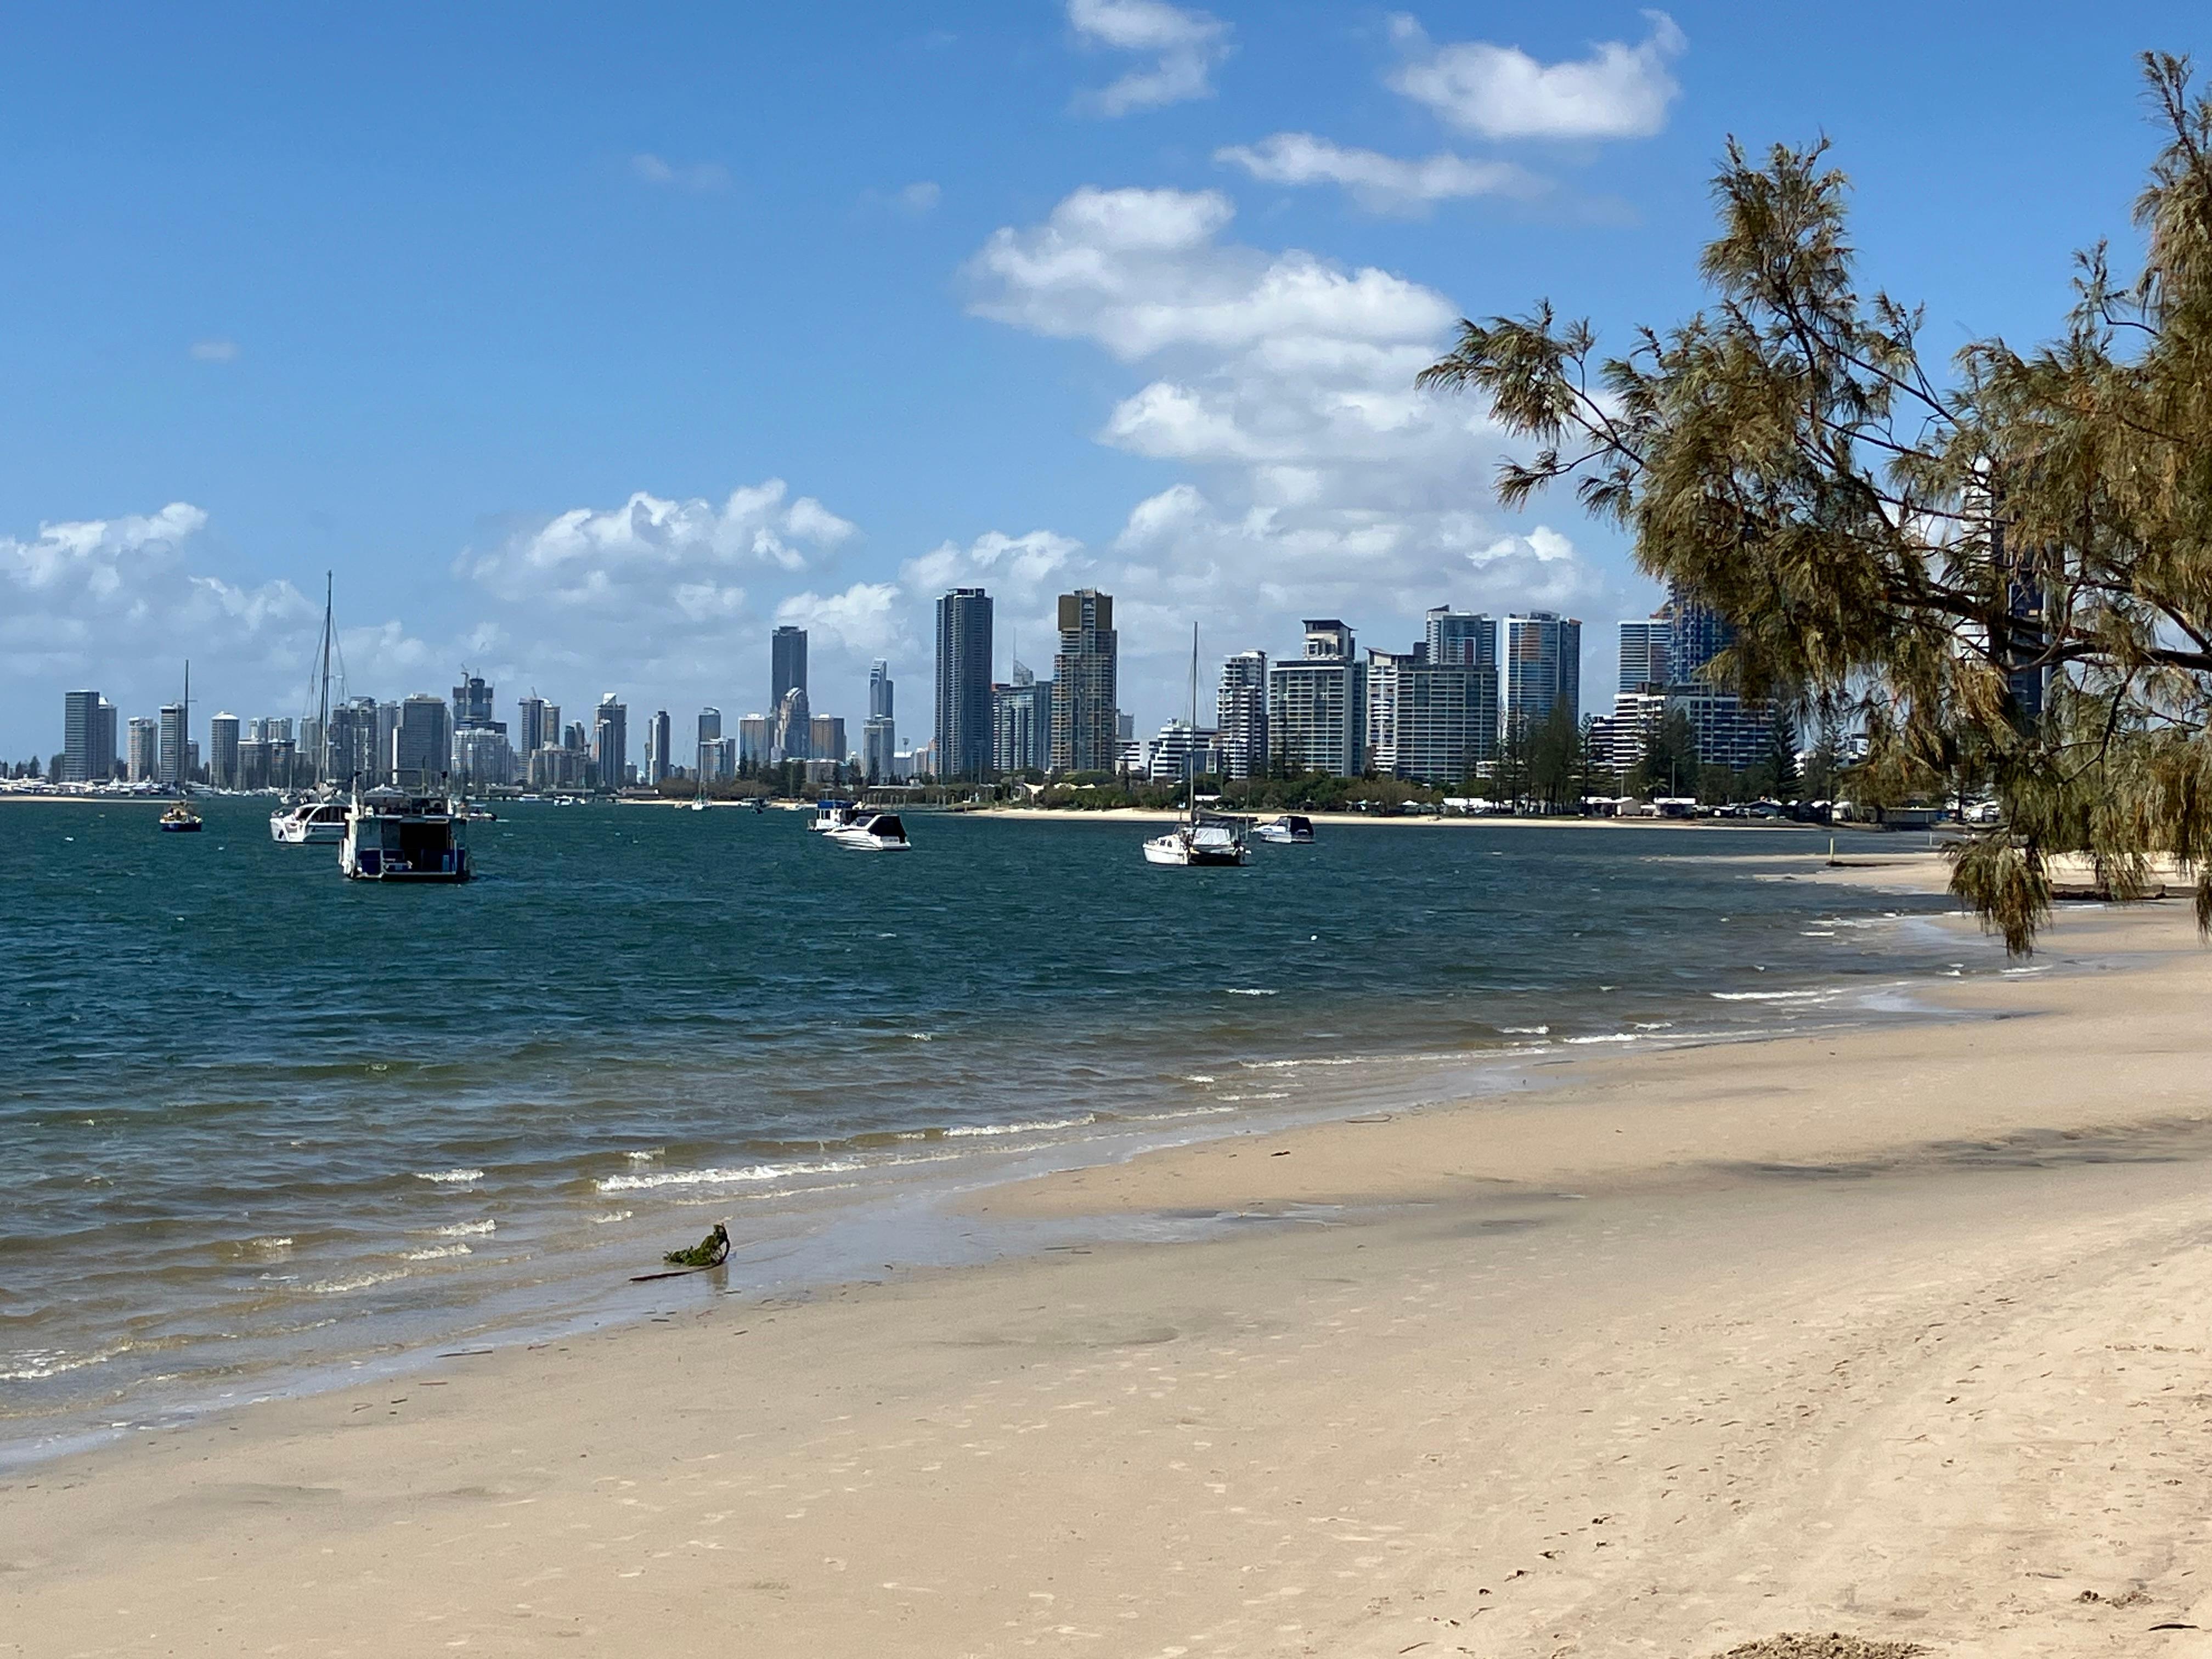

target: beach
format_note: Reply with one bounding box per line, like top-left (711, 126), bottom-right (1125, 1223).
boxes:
top-left (7, 856), bottom-right (2211, 1658)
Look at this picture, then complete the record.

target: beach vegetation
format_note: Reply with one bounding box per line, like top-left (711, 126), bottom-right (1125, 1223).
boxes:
top-left (1419, 52), bottom-right (2212, 952)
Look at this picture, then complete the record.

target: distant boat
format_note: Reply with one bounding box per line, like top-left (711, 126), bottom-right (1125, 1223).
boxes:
top-left (339, 787), bottom-right (471, 882)
top-left (1143, 625), bottom-right (1248, 867)
top-left (272, 574), bottom-right (342, 845)
top-left (827, 811), bottom-right (911, 852)
top-left (157, 661), bottom-right (204, 834)
top-left (1255, 815), bottom-right (1314, 845)
top-left (810, 798), bottom-right (861, 833)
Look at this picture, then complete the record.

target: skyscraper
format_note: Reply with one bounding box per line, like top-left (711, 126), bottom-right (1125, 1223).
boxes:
top-left (1669, 593), bottom-right (1732, 688)
top-left (1267, 620), bottom-right (1364, 777)
top-left (869, 659), bottom-right (894, 720)
top-left (61, 690), bottom-right (116, 783)
top-left (127, 717), bottom-right (159, 783)
top-left (991, 661), bottom-right (1052, 775)
top-left (452, 674), bottom-right (496, 730)
top-left (1049, 588), bottom-right (1118, 774)
top-left (1425, 607), bottom-right (1496, 673)
top-left (593, 694), bottom-right (628, 787)
top-left (158, 702), bottom-right (188, 788)
top-left (646, 709), bottom-right (672, 785)
top-left (328, 698), bottom-right (380, 787)
top-left (809, 714), bottom-right (847, 763)
top-left (1368, 646), bottom-right (1492, 783)
top-left (772, 686), bottom-right (810, 761)
top-left (934, 586), bottom-right (994, 780)
top-left (1502, 613), bottom-right (1583, 737)
top-left (738, 713), bottom-right (772, 769)
top-left (1618, 613), bottom-right (1674, 693)
top-left (1216, 650), bottom-right (1269, 780)
top-left (697, 707), bottom-right (723, 778)
top-left (516, 695), bottom-right (552, 758)
top-left (392, 694), bottom-right (452, 786)
top-left (771, 625), bottom-right (808, 710)
top-left (207, 712), bottom-right (241, 791)
top-left (375, 701), bottom-right (402, 785)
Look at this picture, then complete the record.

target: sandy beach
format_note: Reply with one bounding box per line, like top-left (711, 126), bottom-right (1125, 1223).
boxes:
top-left (7, 855), bottom-right (2211, 1659)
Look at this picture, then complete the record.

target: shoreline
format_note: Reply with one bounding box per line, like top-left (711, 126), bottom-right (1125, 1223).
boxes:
top-left (10, 862), bottom-right (2212, 1654)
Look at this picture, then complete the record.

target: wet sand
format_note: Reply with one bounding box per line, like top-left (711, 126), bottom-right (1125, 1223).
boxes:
top-left (7, 856), bottom-right (2210, 1658)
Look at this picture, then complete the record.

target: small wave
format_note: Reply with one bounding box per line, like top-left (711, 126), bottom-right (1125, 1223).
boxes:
top-left (402, 1244), bottom-right (472, 1261)
top-left (1239, 1056), bottom-right (1359, 1071)
top-left (1223, 988), bottom-right (1278, 997)
top-left (1184, 1073), bottom-right (1217, 1084)
top-left (1632, 1021), bottom-right (1674, 1030)
top-left (0, 1345), bottom-right (129, 1381)
top-left (906, 1032), bottom-right (934, 1041)
top-left (1500, 1025), bottom-right (1549, 1036)
top-left (306, 1269), bottom-right (411, 1295)
top-left (596, 1158), bottom-right (865, 1194)
top-left (624, 1149), bottom-right (663, 1164)
top-left (1564, 1033), bottom-right (1641, 1045)
top-left (415, 1169), bottom-right (485, 1185)
top-left (944, 1115), bottom-right (1095, 1138)
top-left (1709, 989), bottom-right (1829, 1002)
top-left (433, 1219), bottom-right (495, 1237)
top-left (591, 1210), bottom-right (633, 1224)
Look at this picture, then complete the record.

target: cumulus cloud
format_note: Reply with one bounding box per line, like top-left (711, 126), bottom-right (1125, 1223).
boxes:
top-left (1216, 133), bottom-right (1543, 215)
top-left (1066, 0), bottom-right (1231, 116)
top-left (631, 153), bottom-right (733, 193)
top-left (775, 582), bottom-right (904, 659)
top-left (965, 187), bottom-right (1630, 726)
top-left (190, 339), bottom-right (239, 363)
top-left (1389, 11), bottom-right (1685, 140)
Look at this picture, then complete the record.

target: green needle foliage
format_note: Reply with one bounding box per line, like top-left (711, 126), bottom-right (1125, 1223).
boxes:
top-left (1419, 53), bottom-right (2212, 955)
top-left (663, 1223), bottom-right (730, 1268)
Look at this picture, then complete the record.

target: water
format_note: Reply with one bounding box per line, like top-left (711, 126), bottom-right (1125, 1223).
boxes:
top-left (1, 799), bottom-right (1978, 1453)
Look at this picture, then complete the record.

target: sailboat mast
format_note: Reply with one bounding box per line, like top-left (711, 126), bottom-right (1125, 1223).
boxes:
top-left (180, 659), bottom-right (190, 797)
top-left (316, 573), bottom-right (333, 788)
top-left (1187, 623), bottom-right (1199, 829)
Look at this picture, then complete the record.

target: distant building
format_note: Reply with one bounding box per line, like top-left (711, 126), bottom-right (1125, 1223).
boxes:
top-left (869, 659), bottom-right (894, 721)
top-left (645, 709), bottom-right (673, 786)
top-left (810, 714), bottom-right (847, 764)
top-left (207, 712), bottom-right (241, 790)
top-left (862, 716), bottom-right (896, 782)
top-left (157, 702), bottom-right (188, 788)
top-left (771, 625), bottom-right (808, 710)
top-left (592, 695), bottom-right (628, 787)
top-left (127, 716), bottom-right (159, 783)
top-left (1663, 586), bottom-right (1770, 769)
top-left (1268, 620), bottom-right (1364, 777)
top-left (516, 695), bottom-right (552, 758)
top-left (1216, 651), bottom-right (1268, 780)
top-left (934, 586), bottom-right (994, 780)
top-left (376, 702), bottom-right (402, 785)
top-left (772, 687), bottom-right (810, 762)
top-left (452, 674), bottom-right (497, 731)
top-left (991, 661), bottom-right (1052, 776)
top-left (738, 713), bottom-right (772, 769)
top-left (1368, 648), bottom-right (1491, 785)
top-left (1618, 613), bottom-right (1673, 695)
top-left (453, 727), bottom-right (514, 789)
top-left (1425, 607), bottom-right (1495, 674)
top-left (1503, 613), bottom-right (1582, 737)
top-left (696, 708), bottom-right (723, 778)
top-left (1049, 588), bottom-right (1118, 774)
top-left (1589, 689), bottom-right (1668, 777)
top-left (392, 695), bottom-right (452, 787)
top-left (1147, 720), bottom-right (1218, 783)
top-left (61, 690), bottom-right (117, 783)
top-left (1116, 710), bottom-right (1135, 743)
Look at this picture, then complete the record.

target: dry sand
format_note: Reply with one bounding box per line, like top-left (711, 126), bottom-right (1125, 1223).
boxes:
top-left (7, 855), bottom-right (2211, 1659)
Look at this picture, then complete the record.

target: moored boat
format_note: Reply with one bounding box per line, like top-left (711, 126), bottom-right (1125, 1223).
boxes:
top-left (339, 787), bottom-right (472, 882)
top-left (270, 799), bottom-right (349, 844)
top-left (826, 812), bottom-right (911, 851)
top-left (1255, 815), bottom-right (1314, 845)
top-left (1142, 624), bottom-right (1249, 868)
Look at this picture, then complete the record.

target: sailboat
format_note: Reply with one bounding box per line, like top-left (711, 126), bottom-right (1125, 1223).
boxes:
top-left (1142, 625), bottom-right (1249, 867)
top-left (158, 662), bottom-right (204, 833)
top-left (270, 574), bottom-right (348, 844)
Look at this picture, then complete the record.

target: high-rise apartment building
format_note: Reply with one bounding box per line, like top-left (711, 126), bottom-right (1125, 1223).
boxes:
top-left (326, 698), bottom-right (380, 786)
top-left (771, 625), bottom-right (808, 710)
top-left (1618, 614), bottom-right (1674, 693)
top-left (1425, 608), bottom-right (1495, 670)
top-left (696, 708), bottom-right (723, 778)
top-left (934, 587), bottom-right (994, 779)
top-left (1217, 651), bottom-right (1269, 781)
top-left (61, 690), bottom-right (117, 783)
top-left (516, 695), bottom-right (552, 758)
top-left (869, 659), bottom-right (894, 721)
top-left (207, 712), bottom-right (241, 790)
top-left (127, 717), bottom-right (159, 783)
top-left (1502, 613), bottom-right (1582, 737)
top-left (738, 713), bottom-right (772, 769)
top-left (1268, 620), bottom-right (1365, 777)
top-left (1368, 648), bottom-right (1492, 784)
top-left (392, 694), bottom-right (452, 786)
top-left (1662, 586), bottom-right (1771, 770)
top-left (1049, 589), bottom-right (1118, 774)
top-left (645, 709), bottom-right (673, 785)
top-left (453, 727), bottom-right (514, 789)
top-left (593, 694), bottom-right (628, 787)
top-left (772, 687), bottom-right (810, 761)
top-left (158, 702), bottom-right (188, 788)
top-left (376, 702), bottom-right (402, 784)
top-left (452, 674), bottom-right (496, 730)
top-left (810, 714), bottom-right (847, 764)
top-left (991, 661), bottom-right (1052, 775)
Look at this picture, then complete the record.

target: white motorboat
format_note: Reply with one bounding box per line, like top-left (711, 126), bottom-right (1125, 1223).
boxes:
top-left (270, 799), bottom-right (349, 844)
top-left (340, 787), bottom-right (472, 881)
top-left (1142, 623), bottom-right (1249, 868)
top-left (810, 798), bottom-right (861, 833)
top-left (827, 811), bottom-right (911, 851)
top-left (1255, 814), bottom-right (1314, 845)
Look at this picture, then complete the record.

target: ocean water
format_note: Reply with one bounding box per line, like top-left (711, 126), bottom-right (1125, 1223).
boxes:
top-left (1, 798), bottom-right (1979, 1453)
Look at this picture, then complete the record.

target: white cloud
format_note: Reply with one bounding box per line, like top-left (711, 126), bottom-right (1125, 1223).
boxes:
top-left (775, 582), bottom-right (904, 659)
top-left (1389, 11), bottom-right (1685, 140)
top-left (965, 188), bottom-right (1630, 728)
top-left (462, 483), bottom-right (855, 610)
top-left (631, 153), bottom-right (733, 193)
top-left (1216, 133), bottom-right (1543, 215)
top-left (1067, 0), bottom-right (1231, 116)
top-left (190, 339), bottom-right (239, 363)
top-left (899, 180), bottom-right (941, 213)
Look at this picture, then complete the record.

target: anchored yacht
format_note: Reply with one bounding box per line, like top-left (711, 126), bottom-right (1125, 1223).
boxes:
top-left (826, 812), bottom-right (911, 852)
top-left (339, 787), bottom-right (472, 882)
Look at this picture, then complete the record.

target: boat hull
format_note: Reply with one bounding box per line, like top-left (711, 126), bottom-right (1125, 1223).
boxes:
top-left (157, 820), bottom-right (204, 834)
top-left (1143, 833), bottom-right (1246, 866)
top-left (340, 847), bottom-right (471, 881)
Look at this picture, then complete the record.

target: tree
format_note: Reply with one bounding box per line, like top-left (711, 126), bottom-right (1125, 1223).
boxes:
top-left (1419, 54), bottom-right (2212, 952)
top-left (1767, 709), bottom-right (1804, 802)
top-left (1629, 709), bottom-right (1698, 800)
top-left (1494, 715), bottom-right (1534, 808)
top-left (1529, 699), bottom-right (1582, 809)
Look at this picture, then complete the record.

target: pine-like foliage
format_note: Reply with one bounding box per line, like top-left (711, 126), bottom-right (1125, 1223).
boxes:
top-left (1419, 54), bottom-right (2212, 954)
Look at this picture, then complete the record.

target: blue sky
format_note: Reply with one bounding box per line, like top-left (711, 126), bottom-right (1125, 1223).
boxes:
top-left (1, 1), bottom-right (2200, 754)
